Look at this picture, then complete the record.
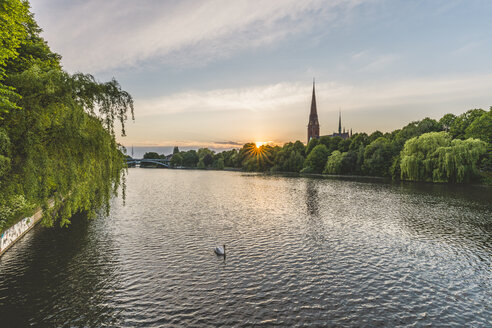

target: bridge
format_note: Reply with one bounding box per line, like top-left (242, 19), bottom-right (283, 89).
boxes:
top-left (126, 158), bottom-right (170, 168)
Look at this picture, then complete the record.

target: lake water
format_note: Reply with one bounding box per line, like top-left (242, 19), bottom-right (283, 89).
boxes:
top-left (1, 169), bottom-right (491, 327)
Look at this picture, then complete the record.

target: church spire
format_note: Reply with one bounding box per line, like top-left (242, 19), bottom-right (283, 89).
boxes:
top-left (307, 78), bottom-right (320, 144)
top-left (338, 108), bottom-right (342, 135)
top-left (309, 78), bottom-right (318, 121)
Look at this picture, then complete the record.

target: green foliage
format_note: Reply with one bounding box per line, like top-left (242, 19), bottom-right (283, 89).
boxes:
top-left (479, 145), bottom-right (492, 184)
top-left (182, 150), bottom-right (199, 167)
top-left (205, 108), bottom-right (490, 183)
top-left (215, 158), bottom-right (225, 169)
top-left (1, 66), bottom-right (128, 228)
top-left (0, 128), bottom-right (11, 179)
top-left (400, 132), bottom-right (451, 182)
top-left (146, 106), bottom-right (491, 184)
top-left (271, 141), bottom-right (305, 173)
top-left (319, 135), bottom-right (343, 154)
top-left (349, 133), bottom-right (368, 151)
top-left (305, 137), bottom-right (319, 155)
top-left (323, 150), bottom-right (344, 174)
top-left (4, 9), bottom-right (61, 75)
top-left (234, 143), bottom-right (269, 171)
top-left (341, 150), bottom-right (358, 174)
top-left (220, 149), bottom-right (238, 167)
top-left (368, 130), bottom-right (384, 144)
top-left (439, 113), bottom-right (456, 132)
top-left (202, 153), bottom-right (213, 167)
top-left (143, 152), bottom-right (160, 159)
top-left (0, 194), bottom-right (34, 230)
top-left (0, 3), bottom-right (133, 231)
top-left (338, 138), bottom-right (351, 152)
top-left (400, 132), bottom-right (486, 183)
top-left (465, 108), bottom-right (491, 144)
top-left (70, 73), bottom-right (134, 136)
top-left (432, 138), bottom-right (487, 183)
top-left (197, 148), bottom-right (214, 160)
top-left (303, 144), bottom-right (328, 173)
top-left (390, 154), bottom-right (401, 180)
top-left (362, 137), bottom-right (394, 177)
top-left (170, 153), bottom-right (183, 167)
top-left (0, 0), bottom-right (29, 66)
top-left (0, 0), bottom-right (29, 118)
top-left (449, 108), bottom-right (486, 140)
top-left (141, 152), bottom-right (166, 167)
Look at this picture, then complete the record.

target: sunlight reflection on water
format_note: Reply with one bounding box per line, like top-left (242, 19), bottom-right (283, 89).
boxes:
top-left (0, 169), bottom-right (491, 326)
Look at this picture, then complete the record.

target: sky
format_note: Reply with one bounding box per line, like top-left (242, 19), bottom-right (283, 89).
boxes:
top-left (30, 0), bottom-right (492, 150)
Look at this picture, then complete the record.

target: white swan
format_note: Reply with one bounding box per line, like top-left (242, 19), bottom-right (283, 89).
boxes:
top-left (214, 244), bottom-right (226, 256)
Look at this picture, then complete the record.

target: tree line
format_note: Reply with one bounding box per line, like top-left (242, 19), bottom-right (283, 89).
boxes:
top-left (0, 1), bottom-right (133, 232)
top-left (145, 108), bottom-right (491, 184)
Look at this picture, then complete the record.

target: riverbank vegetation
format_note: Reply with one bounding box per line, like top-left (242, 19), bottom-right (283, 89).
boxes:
top-left (143, 108), bottom-right (491, 184)
top-left (0, 1), bottom-right (133, 232)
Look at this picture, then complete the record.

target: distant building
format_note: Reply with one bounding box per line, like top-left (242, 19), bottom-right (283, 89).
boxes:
top-left (325, 109), bottom-right (351, 140)
top-left (307, 80), bottom-right (352, 143)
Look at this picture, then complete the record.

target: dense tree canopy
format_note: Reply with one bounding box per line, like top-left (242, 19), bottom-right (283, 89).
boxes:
top-left (323, 150), bottom-right (343, 174)
top-left (401, 132), bottom-right (486, 183)
top-left (362, 137), bottom-right (395, 177)
top-left (0, 1), bottom-right (133, 231)
top-left (0, 0), bottom-right (29, 117)
top-left (170, 109), bottom-right (491, 184)
top-left (465, 108), bottom-right (492, 144)
top-left (149, 107), bottom-right (491, 186)
top-left (302, 144), bottom-right (329, 173)
top-left (271, 141), bottom-right (305, 173)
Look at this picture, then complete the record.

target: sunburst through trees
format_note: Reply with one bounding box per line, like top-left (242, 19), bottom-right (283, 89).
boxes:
top-left (241, 142), bottom-right (273, 171)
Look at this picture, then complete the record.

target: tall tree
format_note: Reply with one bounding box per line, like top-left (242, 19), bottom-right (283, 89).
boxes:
top-left (0, 0), bottom-right (29, 118)
top-left (0, 1), bottom-right (134, 230)
top-left (302, 144), bottom-right (328, 173)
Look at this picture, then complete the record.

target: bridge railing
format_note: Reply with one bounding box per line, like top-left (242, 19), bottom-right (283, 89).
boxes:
top-left (126, 158), bottom-right (170, 168)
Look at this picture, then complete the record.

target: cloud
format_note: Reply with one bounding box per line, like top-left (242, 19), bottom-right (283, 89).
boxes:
top-left (214, 141), bottom-right (243, 146)
top-left (133, 74), bottom-right (492, 117)
top-left (32, 0), bottom-right (366, 73)
top-left (115, 74), bottom-right (492, 147)
top-left (135, 82), bottom-right (308, 116)
top-left (348, 50), bottom-right (399, 72)
top-left (130, 140), bottom-right (243, 150)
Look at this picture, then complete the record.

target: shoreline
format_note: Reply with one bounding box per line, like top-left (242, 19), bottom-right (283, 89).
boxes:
top-left (0, 200), bottom-right (54, 257)
top-left (130, 166), bottom-right (491, 187)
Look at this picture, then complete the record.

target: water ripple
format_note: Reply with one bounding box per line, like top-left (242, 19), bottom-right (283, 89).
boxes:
top-left (0, 170), bottom-right (491, 326)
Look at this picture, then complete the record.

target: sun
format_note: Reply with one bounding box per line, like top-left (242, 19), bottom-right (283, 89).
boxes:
top-left (245, 142), bottom-right (272, 164)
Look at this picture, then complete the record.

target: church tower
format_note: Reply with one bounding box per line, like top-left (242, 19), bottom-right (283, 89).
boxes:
top-left (307, 79), bottom-right (320, 143)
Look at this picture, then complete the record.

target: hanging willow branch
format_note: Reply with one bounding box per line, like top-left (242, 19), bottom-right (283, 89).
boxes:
top-left (71, 73), bottom-right (134, 136)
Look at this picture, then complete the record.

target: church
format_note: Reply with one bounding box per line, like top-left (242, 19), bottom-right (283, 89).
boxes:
top-left (307, 80), bottom-right (351, 144)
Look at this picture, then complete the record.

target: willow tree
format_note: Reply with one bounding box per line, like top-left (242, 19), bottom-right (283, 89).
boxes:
top-left (400, 132), bottom-right (486, 183)
top-left (432, 138), bottom-right (486, 183)
top-left (0, 0), bottom-right (134, 230)
top-left (400, 132), bottom-right (451, 181)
